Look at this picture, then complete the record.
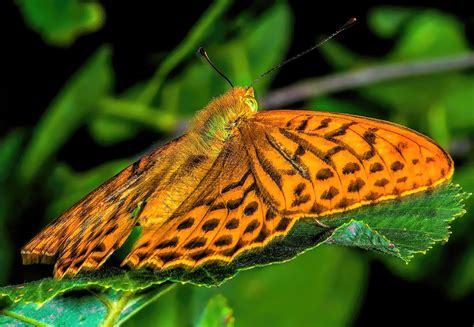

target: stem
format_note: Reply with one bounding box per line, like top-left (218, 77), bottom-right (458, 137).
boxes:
top-left (262, 53), bottom-right (474, 108)
top-left (109, 282), bottom-right (176, 326)
top-left (137, 0), bottom-right (231, 105)
top-left (0, 310), bottom-right (51, 327)
top-left (87, 289), bottom-right (113, 312)
top-left (102, 291), bottom-right (134, 327)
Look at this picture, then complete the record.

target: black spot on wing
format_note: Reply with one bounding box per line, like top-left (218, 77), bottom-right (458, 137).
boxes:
top-left (202, 219), bottom-right (220, 232)
top-left (177, 218), bottom-right (194, 230)
top-left (244, 201), bottom-right (259, 216)
top-left (320, 186), bottom-right (339, 200)
top-left (342, 162), bottom-right (360, 175)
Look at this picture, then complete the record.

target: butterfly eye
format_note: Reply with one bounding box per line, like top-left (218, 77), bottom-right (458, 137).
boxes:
top-left (245, 97), bottom-right (258, 112)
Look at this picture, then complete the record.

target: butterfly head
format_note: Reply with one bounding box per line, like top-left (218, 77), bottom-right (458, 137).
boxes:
top-left (242, 87), bottom-right (258, 112)
top-left (189, 86), bottom-right (259, 144)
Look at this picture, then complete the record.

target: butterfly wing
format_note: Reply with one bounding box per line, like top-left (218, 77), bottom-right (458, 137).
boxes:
top-left (123, 136), bottom-right (288, 270)
top-left (21, 137), bottom-right (184, 278)
top-left (123, 110), bottom-right (453, 270)
top-left (244, 110), bottom-right (453, 214)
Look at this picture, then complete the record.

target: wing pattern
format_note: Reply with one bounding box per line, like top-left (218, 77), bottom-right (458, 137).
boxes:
top-left (123, 110), bottom-right (453, 270)
top-left (124, 138), bottom-right (291, 270)
top-left (22, 138), bottom-right (182, 278)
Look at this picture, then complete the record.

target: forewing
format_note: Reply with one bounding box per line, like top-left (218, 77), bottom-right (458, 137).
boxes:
top-left (243, 110), bottom-right (453, 216)
top-left (21, 138), bottom-right (182, 278)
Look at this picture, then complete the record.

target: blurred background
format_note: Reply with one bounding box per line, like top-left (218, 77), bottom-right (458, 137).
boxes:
top-left (1, 1), bottom-right (473, 326)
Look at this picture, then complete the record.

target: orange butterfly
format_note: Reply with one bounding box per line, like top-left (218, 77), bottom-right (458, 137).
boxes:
top-left (21, 84), bottom-right (453, 278)
top-left (21, 20), bottom-right (454, 279)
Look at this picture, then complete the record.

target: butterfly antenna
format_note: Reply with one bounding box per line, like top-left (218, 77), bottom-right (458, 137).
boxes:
top-left (248, 17), bottom-right (357, 89)
top-left (197, 47), bottom-right (234, 88)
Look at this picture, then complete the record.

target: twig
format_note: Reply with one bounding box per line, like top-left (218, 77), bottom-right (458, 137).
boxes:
top-left (262, 53), bottom-right (474, 108)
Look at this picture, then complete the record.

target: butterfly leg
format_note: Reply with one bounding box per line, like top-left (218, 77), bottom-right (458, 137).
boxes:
top-left (312, 218), bottom-right (330, 229)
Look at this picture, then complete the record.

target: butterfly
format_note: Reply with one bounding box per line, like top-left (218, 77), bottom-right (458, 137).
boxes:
top-left (21, 84), bottom-right (454, 278)
top-left (21, 20), bottom-right (454, 279)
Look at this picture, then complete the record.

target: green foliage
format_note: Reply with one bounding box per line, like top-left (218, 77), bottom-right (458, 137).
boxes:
top-left (17, 0), bottom-right (105, 46)
top-left (88, 1), bottom-right (292, 145)
top-left (0, 284), bottom-right (172, 326)
top-left (368, 7), bottom-right (418, 39)
top-left (17, 46), bottom-right (113, 186)
top-left (88, 0), bottom-right (232, 145)
top-left (197, 295), bottom-right (234, 327)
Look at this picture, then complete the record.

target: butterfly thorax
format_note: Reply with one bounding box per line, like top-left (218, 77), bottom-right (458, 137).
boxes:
top-left (188, 86), bottom-right (258, 154)
top-left (137, 87), bottom-right (258, 226)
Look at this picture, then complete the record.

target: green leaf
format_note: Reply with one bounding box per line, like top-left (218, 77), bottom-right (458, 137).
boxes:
top-left (390, 10), bottom-right (468, 60)
top-left (440, 76), bottom-right (474, 136)
top-left (0, 183), bottom-right (466, 304)
top-left (17, 46), bottom-right (113, 186)
top-left (0, 284), bottom-right (173, 326)
top-left (451, 165), bottom-right (474, 239)
top-left (197, 295), bottom-right (234, 327)
top-left (368, 6), bottom-right (418, 39)
top-left (326, 220), bottom-right (398, 255)
top-left (17, 0), bottom-right (105, 47)
top-left (326, 184), bottom-right (467, 261)
top-left (379, 166), bottom-right (473, 284)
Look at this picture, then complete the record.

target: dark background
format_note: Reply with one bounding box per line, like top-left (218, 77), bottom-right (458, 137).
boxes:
top-left (2, 1), bottom-right (473, 326)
